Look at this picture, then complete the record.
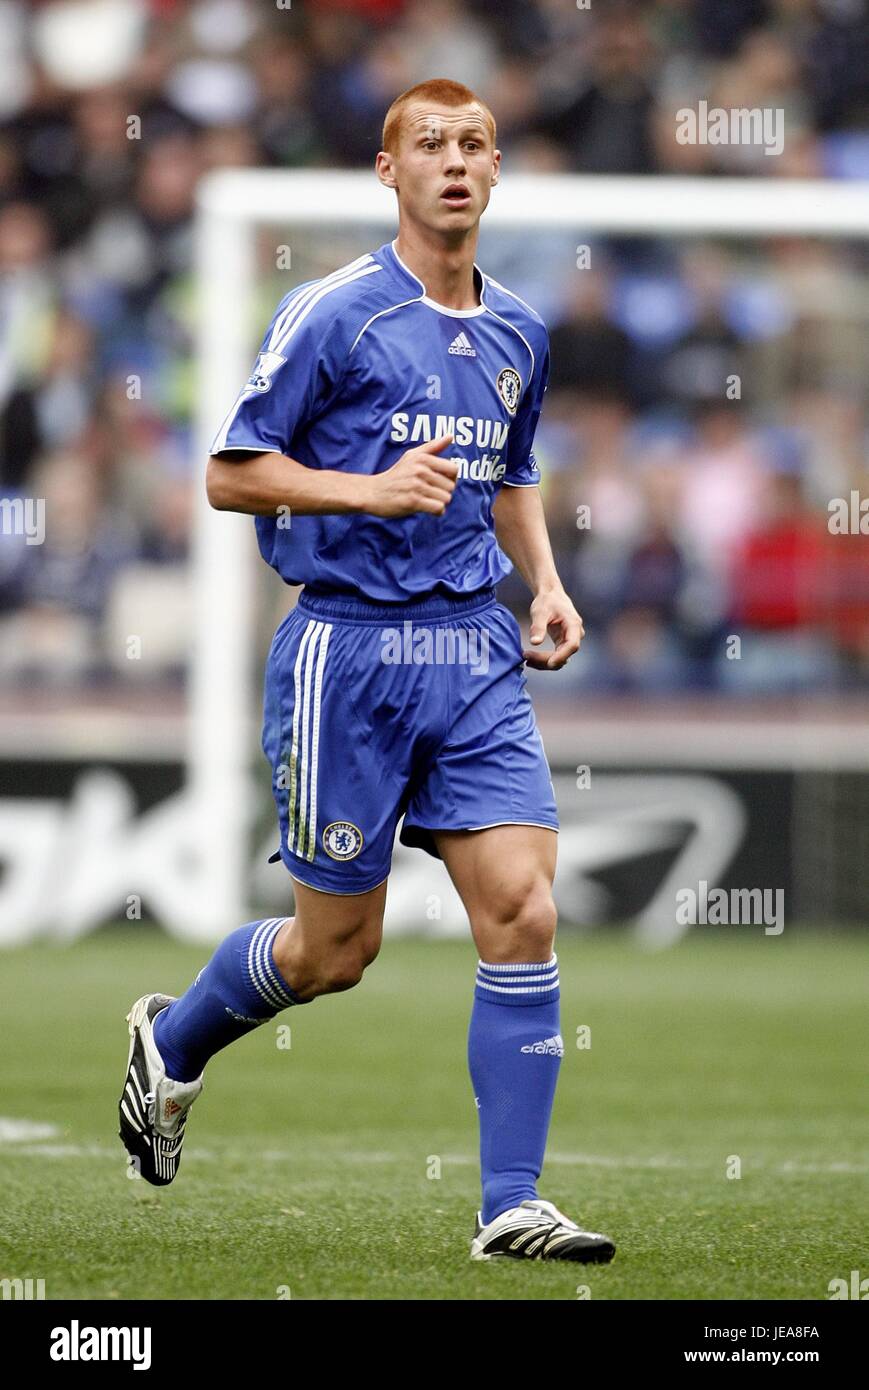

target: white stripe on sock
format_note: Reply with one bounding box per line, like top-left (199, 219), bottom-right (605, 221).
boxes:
top-left (257, 919), bottom-right (296, 1008)
top-left (248, 918), bottom-right (288, 1010)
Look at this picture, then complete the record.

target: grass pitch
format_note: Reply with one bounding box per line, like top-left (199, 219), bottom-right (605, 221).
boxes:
top-left (0, 927), bottom-right (866, 1300)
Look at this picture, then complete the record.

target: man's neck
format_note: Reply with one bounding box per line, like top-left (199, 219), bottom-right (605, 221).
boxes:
top-left (394, 223), bottom-right (481, 310)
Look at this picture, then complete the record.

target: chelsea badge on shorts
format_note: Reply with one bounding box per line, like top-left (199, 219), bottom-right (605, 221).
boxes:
top-left (323, 821), bottom-right (364, 861)
top-left (496, 367), bottom-right (522, 416)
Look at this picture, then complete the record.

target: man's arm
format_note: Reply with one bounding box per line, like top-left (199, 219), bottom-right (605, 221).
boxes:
top-left (492, 484), bottom-right (584, 670)
top-left (206, 435), bottom-right (458, 520)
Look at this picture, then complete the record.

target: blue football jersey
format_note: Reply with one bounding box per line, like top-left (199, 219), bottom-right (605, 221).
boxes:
top-left (210, 240), bottom-right (549, 602)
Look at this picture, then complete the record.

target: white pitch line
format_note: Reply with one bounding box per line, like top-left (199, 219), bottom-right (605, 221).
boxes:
top-left (0, 1143), bottom-right (110, 1160)
top-left (0, 1118), bottom-right (61, 1142)
top-left (0, 1140), bottom-right (866, 1176)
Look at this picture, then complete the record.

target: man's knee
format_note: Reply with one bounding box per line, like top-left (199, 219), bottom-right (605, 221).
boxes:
top-left (273, 907), bottom-right (383, 998)
top-left (317, 933), bottom-right (380, 993)
top-left (474, 878), bottom-right (558, 961)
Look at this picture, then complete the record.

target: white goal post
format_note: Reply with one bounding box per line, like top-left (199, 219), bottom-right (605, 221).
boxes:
top-left (191, 171), bottom-right (869, 934)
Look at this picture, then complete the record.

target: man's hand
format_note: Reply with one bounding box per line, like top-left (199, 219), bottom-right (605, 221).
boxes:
top-left (364, 435), bottom-right (459, 518)
top-left (524, 589), bottom-right (585, 670)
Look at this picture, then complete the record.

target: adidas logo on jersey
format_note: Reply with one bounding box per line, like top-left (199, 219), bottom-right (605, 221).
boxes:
top-left (448, 331), bottom-right (476, 357)
top-left (521, 1035), bottom-right (565, 1057)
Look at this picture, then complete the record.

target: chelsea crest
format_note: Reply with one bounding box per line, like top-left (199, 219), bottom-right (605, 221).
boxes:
top-left (323, 821), bottom-right (364, 861)
top-left (496, 367), bottom-right (521, 416)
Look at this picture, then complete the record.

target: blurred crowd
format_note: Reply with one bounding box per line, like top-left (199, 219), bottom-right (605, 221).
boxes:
top-left (0, 0), bottom-right (867, 694)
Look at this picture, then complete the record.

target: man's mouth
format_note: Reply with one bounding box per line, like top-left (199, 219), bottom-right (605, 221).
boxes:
top-left (441, 183), bottom-right (472, 208)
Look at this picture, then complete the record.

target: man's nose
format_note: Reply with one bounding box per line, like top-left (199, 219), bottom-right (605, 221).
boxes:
top-left (443, 143), bottom-right (467, 174)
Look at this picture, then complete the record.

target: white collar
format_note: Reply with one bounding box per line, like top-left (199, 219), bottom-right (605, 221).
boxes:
top-left (390, 239), bottom-right (488, 318)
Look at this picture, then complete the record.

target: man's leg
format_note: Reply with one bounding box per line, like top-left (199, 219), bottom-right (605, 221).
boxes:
top-left (119, 879), bottom-right (387, 1185)
top-left (271, 878), bottom-right (387, 996)
top-left (153, 879), bottom-right (388, 1081)
top-left (433, 824), bottom-right (561, 1225)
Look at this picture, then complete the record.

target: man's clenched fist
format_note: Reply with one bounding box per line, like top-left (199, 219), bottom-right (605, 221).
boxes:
top-left (364, 434), bottom-right (458, 518)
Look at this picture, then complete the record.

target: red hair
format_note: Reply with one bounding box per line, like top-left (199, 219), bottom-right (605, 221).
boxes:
top-left (382, 78), bottom-right (496, 153)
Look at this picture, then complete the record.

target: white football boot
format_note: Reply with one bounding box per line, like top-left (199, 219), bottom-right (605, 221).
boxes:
top-left (471, 1197), bottom-right (616, 1263)
top-left (118, 994), bottom-right (203, 1185)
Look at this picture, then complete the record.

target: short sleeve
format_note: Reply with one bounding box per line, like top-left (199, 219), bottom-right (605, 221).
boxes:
top-left (209, 286), bottom-right (346, 458)
top-left (501, 340), bottom-right (549, 487)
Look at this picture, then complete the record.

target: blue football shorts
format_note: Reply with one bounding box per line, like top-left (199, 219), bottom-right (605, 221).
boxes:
top-left (261, 586), bottom-right (559, 895)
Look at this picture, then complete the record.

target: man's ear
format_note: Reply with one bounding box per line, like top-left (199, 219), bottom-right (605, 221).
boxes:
top-left (491, 148), bottom-right (502, 186)
top-left (376, 151), bottom-right (397, 189)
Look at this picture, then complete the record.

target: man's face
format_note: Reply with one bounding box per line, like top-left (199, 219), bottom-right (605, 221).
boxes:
top-left (378, 102), bottom-right (500, 234)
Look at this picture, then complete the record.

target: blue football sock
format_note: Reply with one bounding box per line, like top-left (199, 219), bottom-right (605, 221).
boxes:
top-left (152, 918), bottom-right (306, 1082)
top-left (468, 955), bottom-right (562, 1225)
